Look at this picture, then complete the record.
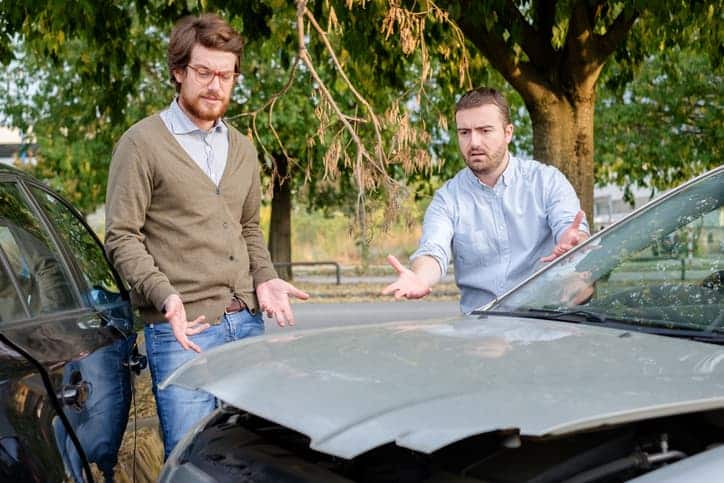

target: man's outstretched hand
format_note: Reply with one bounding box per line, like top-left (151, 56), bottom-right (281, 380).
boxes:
top-left (381, 255), bottom-right (433, 300)
top-left (541, 210), bottom-right (589, 263)
top-left (256, 278), bottom-right (310, 327)
top-left (163, 294), bottom-right (210, 353)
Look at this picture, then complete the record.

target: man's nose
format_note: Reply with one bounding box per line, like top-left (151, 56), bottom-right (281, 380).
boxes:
top-left (470, 130), bottom-right (484, 146)
top-left (208, 74), bottom-right (223, 91)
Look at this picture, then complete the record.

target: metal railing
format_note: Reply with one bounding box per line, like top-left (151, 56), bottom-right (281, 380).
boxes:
top-left (631, 257), bottom-right (686, 281)
top-left (273, 261), bottom-right (341, 285)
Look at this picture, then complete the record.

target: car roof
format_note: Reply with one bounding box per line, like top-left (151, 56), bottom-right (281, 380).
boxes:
top-left (0, 163), bottom-right (29, 178)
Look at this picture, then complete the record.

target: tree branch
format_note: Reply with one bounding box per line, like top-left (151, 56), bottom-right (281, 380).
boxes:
top-left (501, 0), bottom-right (557, 71)
top-left (592, 6), bottom-right (639, 63)
top-left (294, 0), bottom-right (389, 183)
top-left (303, 7), bottom-right (387, 166)
top-left (455, 2), bottom-right (550, 102)
top-left (534, 0), bottom-right (557, 40)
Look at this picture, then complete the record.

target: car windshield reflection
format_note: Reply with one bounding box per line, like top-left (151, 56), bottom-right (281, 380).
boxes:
top-left (490, 168), bottom-right (723, 334)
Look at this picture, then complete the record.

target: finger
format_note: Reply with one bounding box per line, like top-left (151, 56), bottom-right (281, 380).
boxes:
top-left (381, 282), bottom-right (401, 295)
top-left (286, 286), bottom-right (310, 300)
top-left (176, 333), bottom-right (201, 353)
top-left (569, 210), bottom-right (584, 232)
top-left (386, 254), bottom-right (406, 274)
top-left (187, 339), bottom-right (202, 353)
top-left (556, 243), bottom-right (573, 254)
top-left (394, 289), bottom-right (407, 300)
top-left (186, 323), bottom-right (210, 336)
top-left (540, 253), bottom-right (556, 263)
top-left (274, 309), bottom-right (288, 327)
top-left (259, 304), bottom-right (273, 318)
top-left (281, 306), bottom-right (296, 326)
top-left (187, 315), bottom-right (206, 327)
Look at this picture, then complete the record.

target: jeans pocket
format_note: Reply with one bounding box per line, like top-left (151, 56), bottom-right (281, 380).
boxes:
top-left (228, 311), bottom-right (264, 340)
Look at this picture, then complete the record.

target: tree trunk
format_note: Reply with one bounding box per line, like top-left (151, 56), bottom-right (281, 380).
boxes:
top-left (268, 156), bottom-right (293, 280)
top-left (525, 90), bottom-right (596, 219)
top-left (452, 2), bottom-right (638, 228)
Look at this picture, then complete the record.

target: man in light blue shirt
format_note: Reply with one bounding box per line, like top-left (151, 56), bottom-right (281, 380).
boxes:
top-left (383, 87), bottom-right (589, 313)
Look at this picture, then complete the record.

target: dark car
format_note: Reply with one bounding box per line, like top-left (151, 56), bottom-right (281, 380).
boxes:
top-left (0, 164), bottom-right (144, 482)
top-left (160, 166), bottom-right (723, 483)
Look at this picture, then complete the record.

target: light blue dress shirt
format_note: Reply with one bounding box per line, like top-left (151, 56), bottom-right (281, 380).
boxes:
top-left (159, 99), bottom-right (229, 187)
top-left (411, 155), bottom-right (589, 314)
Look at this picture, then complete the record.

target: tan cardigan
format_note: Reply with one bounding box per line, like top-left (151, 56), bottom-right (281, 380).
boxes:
top-left (105, 114), bottom-right (277, 324)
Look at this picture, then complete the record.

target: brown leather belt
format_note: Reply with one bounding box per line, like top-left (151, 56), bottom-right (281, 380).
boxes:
top-left (224, 297), bottom-right (245, 314)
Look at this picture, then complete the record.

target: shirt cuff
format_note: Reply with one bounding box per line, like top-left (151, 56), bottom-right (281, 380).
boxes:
top-left (149, 283), bottom-right (179, 313)
top-left (252, 267), bottom-right (279, 287)
top-left (410, 251), bottom-right (448, 278)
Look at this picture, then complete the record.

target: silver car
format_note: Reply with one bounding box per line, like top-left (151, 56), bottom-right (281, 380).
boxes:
top-left (160, 166), bottom-right (723, 483)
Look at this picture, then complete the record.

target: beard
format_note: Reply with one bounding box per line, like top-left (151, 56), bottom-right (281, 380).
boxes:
top-left (464, 142), bottom-right (508, 178)
top-left (180, 90), bottom-right (231, 123)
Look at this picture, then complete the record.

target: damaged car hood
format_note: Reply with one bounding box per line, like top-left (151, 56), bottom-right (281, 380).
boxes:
top-left (162, 316), bottom-right (724, 459)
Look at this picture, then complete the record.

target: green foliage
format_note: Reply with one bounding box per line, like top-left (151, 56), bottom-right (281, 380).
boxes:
top-left (595, 48), bottom-right (722, 203)
top-left (0, 0), bottom-right (720, 219)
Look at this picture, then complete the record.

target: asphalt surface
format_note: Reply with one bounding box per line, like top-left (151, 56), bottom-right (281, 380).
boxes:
top-left (264, 300), bottom-right (461, 332)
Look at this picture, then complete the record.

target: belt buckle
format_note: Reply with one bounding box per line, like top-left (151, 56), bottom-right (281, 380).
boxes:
top-left (224, 296), bottom-right (240, 315)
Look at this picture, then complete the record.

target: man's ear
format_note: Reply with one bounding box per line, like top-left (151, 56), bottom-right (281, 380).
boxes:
top-left (172, 68), bottom-right (186, 85)
top-left (505, 123), bottom-right (514, 143)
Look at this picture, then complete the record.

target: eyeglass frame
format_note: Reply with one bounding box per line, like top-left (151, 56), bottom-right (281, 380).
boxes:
top-left (185, 64), bottom-right (240, 85)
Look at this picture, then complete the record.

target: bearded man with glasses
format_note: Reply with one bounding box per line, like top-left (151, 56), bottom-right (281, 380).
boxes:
top-left (104, 13), bottom-right (309, 459)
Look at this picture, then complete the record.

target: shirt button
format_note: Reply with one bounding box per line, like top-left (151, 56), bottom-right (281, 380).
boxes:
top-left (229, 255), bottom-right (235, 261)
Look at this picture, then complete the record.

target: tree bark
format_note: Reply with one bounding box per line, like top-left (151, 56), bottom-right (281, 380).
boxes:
top-left (525, 90), bottom-right (596, 218)
top-left (268, 155), bottom-right (293, 280)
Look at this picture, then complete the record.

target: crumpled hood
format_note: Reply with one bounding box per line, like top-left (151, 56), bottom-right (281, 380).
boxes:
top-left (162, 315), bottom-right (724, 459)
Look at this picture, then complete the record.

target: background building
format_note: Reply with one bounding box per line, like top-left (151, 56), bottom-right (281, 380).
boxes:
top-left (0, 127), bottom-right (35, 166)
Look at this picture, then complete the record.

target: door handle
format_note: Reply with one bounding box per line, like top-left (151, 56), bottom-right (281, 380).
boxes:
top-left (57, 382), bottom-right (89, 409)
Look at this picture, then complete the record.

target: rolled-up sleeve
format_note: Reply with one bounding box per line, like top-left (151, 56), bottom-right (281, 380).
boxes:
top-left (410, 189), bottom-right (455, 277)
top-left (545, 168), bottom-right (590, 242)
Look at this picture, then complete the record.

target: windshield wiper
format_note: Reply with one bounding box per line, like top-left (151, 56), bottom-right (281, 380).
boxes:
top-left (473, 308), bottom-right (608, 324)
top-left (521, 308), bottom-right (608, 323)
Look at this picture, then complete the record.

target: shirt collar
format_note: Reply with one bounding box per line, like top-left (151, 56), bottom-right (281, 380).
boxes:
top-left (166, 98), bottom-right (226, 136)
top-left (499, 153), bottom-right (518, 187)
top-left (465, 152), bottom-right (518, 189)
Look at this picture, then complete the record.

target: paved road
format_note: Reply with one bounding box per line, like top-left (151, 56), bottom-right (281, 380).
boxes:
top-left (264, 300), bottom-right (461, 332)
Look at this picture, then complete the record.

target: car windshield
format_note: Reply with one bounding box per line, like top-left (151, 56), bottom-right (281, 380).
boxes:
top-left (488, 167), bottom-right (723, 335)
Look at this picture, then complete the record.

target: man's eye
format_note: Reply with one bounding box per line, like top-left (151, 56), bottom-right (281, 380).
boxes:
top-left (219, 72), bottom-right (233, 81)
top-left (197, 69), bottom-right (212, 78)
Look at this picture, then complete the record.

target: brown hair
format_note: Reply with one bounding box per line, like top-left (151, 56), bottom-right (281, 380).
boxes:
top-left (168, 13), bottom-right (244, 92)
top-left (455, 87), bottom-right (511, 125)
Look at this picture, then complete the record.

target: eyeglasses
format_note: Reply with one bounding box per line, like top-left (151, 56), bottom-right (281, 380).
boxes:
top-left (186, 64), bottom-right (239, 84)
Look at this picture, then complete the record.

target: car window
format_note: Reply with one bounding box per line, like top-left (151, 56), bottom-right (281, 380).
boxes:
top-left (29, 187), bottom-right (122, 307)
top-left (0, 183), bottom-right (78, 318)
top-left (493, 169), bottom-right (723, 332)
top-left (0, 255), bottom-right (26, 322)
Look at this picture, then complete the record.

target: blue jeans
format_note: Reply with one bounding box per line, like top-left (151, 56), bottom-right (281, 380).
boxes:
top-left (53, 334), bottom-right (136, 482)
top-left (145, 309), bottom-right (264, 459)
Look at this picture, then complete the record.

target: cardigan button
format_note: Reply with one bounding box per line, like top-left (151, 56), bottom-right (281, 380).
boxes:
top-left (229, 255), bottom-right (235, 261)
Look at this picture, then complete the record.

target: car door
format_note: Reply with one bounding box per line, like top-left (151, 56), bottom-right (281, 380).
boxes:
top-left (0, 175), bottom-right (137, 482)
